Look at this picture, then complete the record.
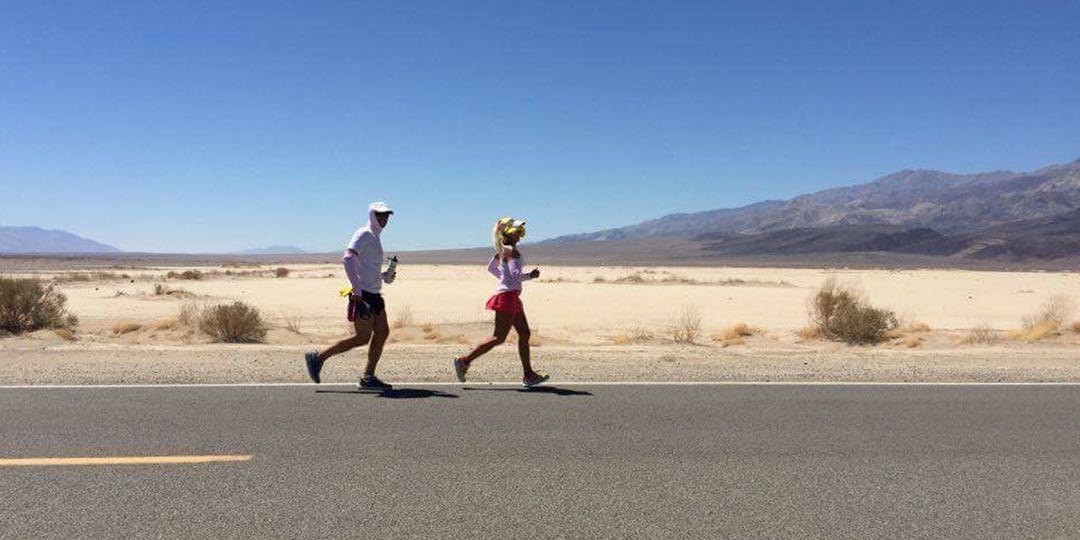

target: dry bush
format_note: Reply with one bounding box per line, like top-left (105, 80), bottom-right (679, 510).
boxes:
top-left (720, 336), bottom-right (745, 348)
top-left (714, 323), bottom-right (757, 342)
top-left (198, 302), bottom-right (267, 343)
top-left (1072, 321), bottom-right (1080, 334)
top-left (178, 302), bottom-right (206, 327)
top-left (611, 327), bottom-right (655, 345)
top-left (153, 284), bottom-right (191, 297)
top-left (0, 277), bottom-right (78, 334)
top-left (797, 325), bottom-right (821, 340)
top-left (808, 279), bottom-right (897, 345)
top-left (904, 336), bottom-right (921, 348)
top-left (393, 306), bottom-right (414, 329)
top-left (274, 267), bottom-right (290, 278)
top-left (1010, 320), bottom-right (1060, 342)
top-left (167, 270), bottom-right (203, 280)
top-left (421, 323), bottom-right (436, 334)
top-left (280, 313), bottom-right (302, 334)
top-left (613, 273), bottom-right (648, 285)
top-left (112, 321), bottom-right (142, 335)
top-left (659, 274), bottom-right (699, 285)
top-left (152, 319), bottom-right (179, 331)
top-left (1022, 294), bottom-right (1073, 330)
top-left (54, 328), bottom-right (77, 341)
top-left (593, 276), bottom-right (608, 283)
top-left (53, 271), bottom-right (128, 283)
top-left (671, 306), bottom-right (702, 344)
top-left (903, 322), bottom-right (931, 333)
top-left (960, 323), bottom-right (999, 345)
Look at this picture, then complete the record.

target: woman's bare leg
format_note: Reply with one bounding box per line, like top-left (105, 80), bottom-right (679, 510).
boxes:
top-left (317, 318), bottom-right (373, 361)
top-left (460, 311), bottom-right (513, 364)
top-left (511, 312), bottom-right (533, 376)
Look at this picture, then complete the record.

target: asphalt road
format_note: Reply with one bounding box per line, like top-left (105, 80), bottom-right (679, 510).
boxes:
top-left (3, 383), bottom-right (1080, 539)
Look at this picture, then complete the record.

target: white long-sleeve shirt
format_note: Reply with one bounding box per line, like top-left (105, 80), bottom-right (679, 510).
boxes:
top-left (488, 248), bottom-right (533, 293)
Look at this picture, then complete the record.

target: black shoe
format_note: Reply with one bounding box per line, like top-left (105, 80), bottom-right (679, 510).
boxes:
top-left (304, 351), bottom-right (323, 383)
top-left (358, 375), bottom-right (392, 391)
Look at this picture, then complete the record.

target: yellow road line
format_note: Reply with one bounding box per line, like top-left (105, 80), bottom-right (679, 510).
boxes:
top-left (0, 454), bottom-right (253, 467)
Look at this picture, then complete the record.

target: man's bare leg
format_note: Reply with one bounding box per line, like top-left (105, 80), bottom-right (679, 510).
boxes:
top-left (364, 311), bottom-right (390, 377)
top-left (318, 319), bottom-right (373, 361)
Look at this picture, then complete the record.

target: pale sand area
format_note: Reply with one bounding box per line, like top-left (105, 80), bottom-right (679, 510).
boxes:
top-left (3, 264), bottom-right (1080, 383)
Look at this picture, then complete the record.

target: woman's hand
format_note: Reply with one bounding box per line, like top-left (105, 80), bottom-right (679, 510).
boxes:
top-left (528, 268), bottom-right (541, 279)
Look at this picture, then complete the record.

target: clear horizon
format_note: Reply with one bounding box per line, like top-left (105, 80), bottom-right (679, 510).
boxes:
top-left (3, 2), bottom-right (1079, 252)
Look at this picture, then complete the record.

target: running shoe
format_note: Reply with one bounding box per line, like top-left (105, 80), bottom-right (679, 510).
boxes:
top-left (304, 351), bottom-right (323, 384)
top-left (522, 372), bottom-right (550, 388)
top-left (453, 357), bottom-right (468, 383)
top-left (358, 375), bottom-right (393, 391)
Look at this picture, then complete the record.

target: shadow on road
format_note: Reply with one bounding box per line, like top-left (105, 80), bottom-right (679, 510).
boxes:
top-left (462, 386), bottom-right (593, 397)
top-left (315, 388), bottom-right (459, 399)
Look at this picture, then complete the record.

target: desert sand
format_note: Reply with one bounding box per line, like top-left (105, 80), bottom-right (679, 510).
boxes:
top-left (3, 262), bottom-right (1080, 383)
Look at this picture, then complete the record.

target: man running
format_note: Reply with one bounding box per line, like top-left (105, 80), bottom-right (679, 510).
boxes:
top-left (304, 201), bottom-right (397, 390)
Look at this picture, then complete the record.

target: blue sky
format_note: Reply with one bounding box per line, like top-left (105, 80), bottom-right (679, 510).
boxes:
top-left (2, 1), bottom-right (1079, 253)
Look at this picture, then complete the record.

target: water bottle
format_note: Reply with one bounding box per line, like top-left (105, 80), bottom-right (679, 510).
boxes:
top-left (386, 256), bottom-right (398, 282)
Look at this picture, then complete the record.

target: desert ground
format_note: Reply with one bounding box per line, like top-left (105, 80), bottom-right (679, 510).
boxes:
top-left (3, 260), bottom-right (1080, 383)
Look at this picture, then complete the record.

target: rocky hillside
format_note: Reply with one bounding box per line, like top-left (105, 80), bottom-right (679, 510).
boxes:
top-left (551, 158), bottom-right (1080, 242)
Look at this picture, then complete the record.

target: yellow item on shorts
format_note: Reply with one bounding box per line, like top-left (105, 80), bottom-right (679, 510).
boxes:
top-left (339, 285), bottom-right (354, 297)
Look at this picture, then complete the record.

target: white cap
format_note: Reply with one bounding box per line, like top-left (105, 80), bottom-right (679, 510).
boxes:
top-left (369, 201), bottom-right (394, 214)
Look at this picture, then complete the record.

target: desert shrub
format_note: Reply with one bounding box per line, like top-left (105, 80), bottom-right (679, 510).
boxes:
top-left (167, 270), bottom-right (203, 280)
top-left (1020, 320), bottom-right (1059, 342)
top-left (153, 284), bottom-right (191, 296)
top-left (197, 302), bottom-right (267, 343)
top-left (112, 321), bottom-right (142, 335)
top-left (797, 325), bottom-right (821, 340)
top-left (960, 323), bottom-right (999, 345)
top-left (151, 319), bottom-right (179, 331)
top-left (715, 323), bottom-right (757, 341)
top-left (809, 279), bottom-right (897, 345)
top-left (903, 322), bottom-right (931, 333)
top-left (0, 277), bottom-right (78, 334)
top-left (280, 313), bottom-right (302, 334)
top-left (612, 327), bottom-right (655, 345)
top-left (1022, 294), bottom-right (1073, 330)
top-left (274, 267), bottom-right (290, 278)
top-left (178, 301), bottom-right (205, 326)
top-left (671, 306), bottom-right (702, 344)
top-left (1072, 321), bottom-right (1080, 334)
top-left (393, 305), bottom-right (414, 329)
top-left (54, 328), bottom-right (77, 341)
top-left (904, 336), bottom-right (921, 348)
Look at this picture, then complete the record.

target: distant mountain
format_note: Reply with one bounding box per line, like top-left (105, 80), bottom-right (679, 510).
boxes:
top-left (549, 158), bottom-right (1080, 242)
top-left (0, 226), bottom-right (120, 254)
top-left (235, 245), bottom-right (306, 255)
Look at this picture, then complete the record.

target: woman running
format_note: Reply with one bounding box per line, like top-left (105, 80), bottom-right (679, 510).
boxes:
top-left (453, 217), bottom-right (549, 387)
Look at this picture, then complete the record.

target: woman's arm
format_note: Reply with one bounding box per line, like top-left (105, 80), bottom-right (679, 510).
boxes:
top-left (487, 255), bottom-right (501, 278)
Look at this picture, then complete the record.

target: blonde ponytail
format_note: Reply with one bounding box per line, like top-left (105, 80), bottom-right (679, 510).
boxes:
top-left (493, 220), bottom-right (507, 260)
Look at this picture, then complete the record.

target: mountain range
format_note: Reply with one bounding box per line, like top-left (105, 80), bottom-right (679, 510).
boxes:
top-left (0, 227), bottom-right (120, 254)
top-left (549, 158), bottom-right (1080, 261)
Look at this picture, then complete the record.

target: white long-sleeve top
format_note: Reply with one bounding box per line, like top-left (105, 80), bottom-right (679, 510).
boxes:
top-left (488, 248), bottom-right (533, 293)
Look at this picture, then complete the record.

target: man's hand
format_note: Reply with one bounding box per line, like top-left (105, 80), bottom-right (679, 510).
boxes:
top-left (528, 268), bottom-right (541, 279)
top-left (382, 270), bottom-right (396, 284)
